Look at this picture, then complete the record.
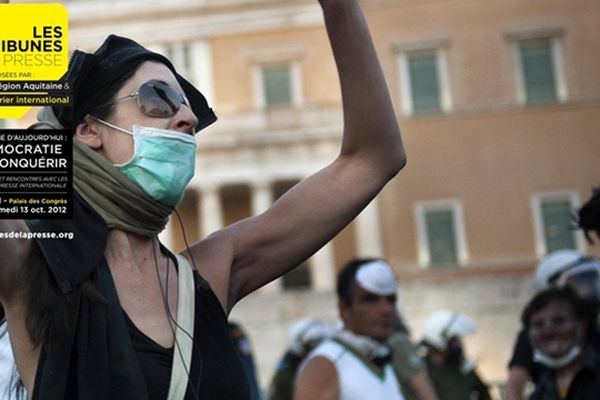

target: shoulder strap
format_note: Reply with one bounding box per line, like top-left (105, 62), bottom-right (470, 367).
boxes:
top-left (167, 255), bottom-right (196, 400)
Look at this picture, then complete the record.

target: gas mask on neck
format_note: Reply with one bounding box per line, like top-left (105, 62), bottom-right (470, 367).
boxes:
top-left (531, 317), bottom-right (586, 370)
top-left (533, 345), bottom-right (582, 369)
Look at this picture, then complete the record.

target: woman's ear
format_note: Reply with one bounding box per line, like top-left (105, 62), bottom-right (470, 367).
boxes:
top-left (74, 117), bottom-right (102, 149)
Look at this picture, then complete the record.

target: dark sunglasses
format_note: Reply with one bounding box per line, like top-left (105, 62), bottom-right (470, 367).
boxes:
top-left (97, 80), bottom-right (190, 118)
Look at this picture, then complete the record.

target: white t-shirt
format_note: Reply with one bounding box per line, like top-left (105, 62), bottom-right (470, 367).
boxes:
top-left (305, 338), bottom-right (405, 400)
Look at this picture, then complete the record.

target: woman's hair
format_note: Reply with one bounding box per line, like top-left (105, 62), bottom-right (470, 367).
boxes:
top-left (521, 287), bottom-right (596, 330)
top-left (86, 66), bottom-right (140, 122)
top-left (21, 72), bottom-right (136, 350)
top-left (23, 244), bottom-right (69, 350)
top-left (578, 188), bottom-right (600, 244)
top-left (23, 243), bottom-right (106, 351)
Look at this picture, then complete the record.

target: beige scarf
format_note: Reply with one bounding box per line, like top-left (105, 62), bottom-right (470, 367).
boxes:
top-left (72, 140), bottom-right (173, 236)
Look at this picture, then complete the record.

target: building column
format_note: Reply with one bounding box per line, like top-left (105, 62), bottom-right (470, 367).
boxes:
top-left (251, 180), bottom-right (272, 216)
top-left (355, 198), bottom-right (384, 258)
top-left (309, 242), bottom-right (335, 292)
top-left (200, 185), bottom-right (224, 237)
top-left (148, 43), bottom-right (167, 57)
top-left (158, 218), bottom-right (175, 250)
top-left (169, 42), bottom-right (186, 74)
top-left (190, 39), bottom-right (215, 105)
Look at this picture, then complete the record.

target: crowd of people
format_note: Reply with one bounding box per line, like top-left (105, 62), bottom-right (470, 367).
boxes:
top-left (259, 188), bottom-right (600, 400)
top-left (260, 248), bottom-right (600, 399)
top-left (0, 0), bottom-right (598, 397)
top-left (263, 259), bottom-right (491, 400)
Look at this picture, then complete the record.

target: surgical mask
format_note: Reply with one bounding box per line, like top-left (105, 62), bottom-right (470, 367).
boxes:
top-left (533, 345), bottom-right (582, 369)
top-left (92, 118), bottom-right (196, 207)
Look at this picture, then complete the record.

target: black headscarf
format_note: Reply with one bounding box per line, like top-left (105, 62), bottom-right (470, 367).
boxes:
top-left (53, 34), bottom-right (217, 132)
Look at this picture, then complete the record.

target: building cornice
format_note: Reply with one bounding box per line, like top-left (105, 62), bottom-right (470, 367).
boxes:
top-left (63, 0), bottom-right (322, 48)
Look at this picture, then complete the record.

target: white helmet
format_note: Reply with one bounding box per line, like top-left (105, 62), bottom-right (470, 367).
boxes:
top-left (534, 249), bottom-right (585, 291)
top-left (421, 310), bottom-right (477, 351)
top-left (288, 318), bottom-right (333, 356)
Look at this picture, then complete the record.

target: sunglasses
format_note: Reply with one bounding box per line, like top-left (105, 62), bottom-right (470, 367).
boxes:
top-left (97, 80), bottom-right (190, 118)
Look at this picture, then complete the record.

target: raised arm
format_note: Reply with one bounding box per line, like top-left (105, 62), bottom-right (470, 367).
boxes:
top-left (321, 0), bottom-right (404, 169)
top-left (188, 0), bottom-right (406, 312)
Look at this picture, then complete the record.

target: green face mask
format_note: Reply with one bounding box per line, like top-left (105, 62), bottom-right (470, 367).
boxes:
top-left (93, 118), bottom-right (196, 207)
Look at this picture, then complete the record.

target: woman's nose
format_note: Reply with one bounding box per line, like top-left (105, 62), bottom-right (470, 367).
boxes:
top-left (172, 104), bottom-right (199, 134)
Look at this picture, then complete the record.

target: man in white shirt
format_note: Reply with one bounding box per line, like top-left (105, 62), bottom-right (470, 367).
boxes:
top-left (294, 258), bottom-right (405, 400)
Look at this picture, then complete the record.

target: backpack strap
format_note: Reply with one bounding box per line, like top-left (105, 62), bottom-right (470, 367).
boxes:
top-left (167, 255), bottom-right (196, 400)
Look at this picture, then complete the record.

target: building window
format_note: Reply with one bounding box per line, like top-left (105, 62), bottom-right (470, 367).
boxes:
top-left (248, 47), bottom-right (304, 110)
top-left (282, 263), bottom-right (311, 290)
top-left (407, 50), bottom-right (441, 114)
top-left (425, 209), bottom-right (457, 265)
top-left (532, 193), bottom-right (582, 256)
top-left (253, 63), bottom-right (302, 109)
top-left (415, 201), bottom-right (467, 268)
top-left (397, 47), bottom-right (451, 116)
top-left (507, 29), bottom-right (568, 106)
top-left (255, 63), bottom-right (302, 108)
top-left (163, 42), bottom-right (192, 79)
top-left (262, 65), bottom-right (292, 106)
top-left (519, 38), bottom-right (559, 104)
top-left (542, 199), bottom-right (575, 251)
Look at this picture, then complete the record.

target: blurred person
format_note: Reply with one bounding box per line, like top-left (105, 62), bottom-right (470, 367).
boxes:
top-left (0, 0), bottom-right (405, 399)
top-left (389, 309), bottom-right (438, 400)
top-left (506, 250), bottom-right (600, 400)
top-left (577, 187), bottom-right (600, 244)
top-left (294, 258), bottom-right (404, 400)
top-left (268, 318), bottom-right (333, 400)
top-left (521, 287), bottom-right (600, 399)
top-left (1, 318), bottom-right (15, 398)
top-left (229, 321), bottom-right (262, 400)
top-left (505, 187), bottom-right (600, 400)
top-left (420, 310), bottom-right (491, 400)
top-left (1, 316), bottom-right (26, 400)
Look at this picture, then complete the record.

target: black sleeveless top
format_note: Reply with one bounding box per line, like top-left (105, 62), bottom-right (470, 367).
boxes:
top-left (124, 253), bottom-right (251, 400)
top-left (123, 311), bottom-right (173, 400)
top-left (146, 269), bottom-right (251, 399)
top-left (27, 194), bottom-right (251, 400)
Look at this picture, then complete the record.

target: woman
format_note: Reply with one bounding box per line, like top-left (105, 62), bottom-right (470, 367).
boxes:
top-left (0, 0), bottom-right (406, 399)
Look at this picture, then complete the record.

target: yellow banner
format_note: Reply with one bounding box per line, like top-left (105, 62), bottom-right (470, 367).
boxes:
top-left (0, 3), bottom-right (69, 119)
